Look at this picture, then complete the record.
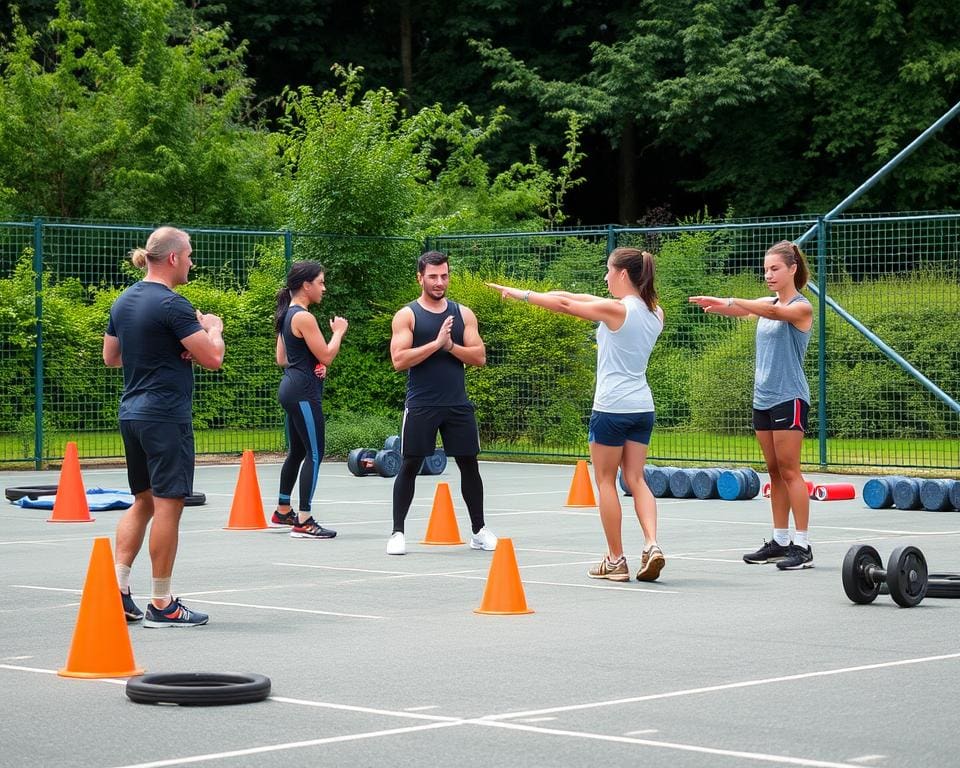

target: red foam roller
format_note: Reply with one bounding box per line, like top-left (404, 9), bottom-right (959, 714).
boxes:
top-left (813, 483), bottom-right (856, 501)
top-left (763, 481), bottom-right (815, 498)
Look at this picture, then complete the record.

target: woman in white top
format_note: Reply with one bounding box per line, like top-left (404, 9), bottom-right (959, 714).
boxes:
top-left (488, 247), bottom-right (666, 582)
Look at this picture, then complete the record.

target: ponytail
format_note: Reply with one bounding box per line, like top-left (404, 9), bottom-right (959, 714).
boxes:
top-left (766, 241), bottom-right (810, 291)
top-left (129, 247), bottom-right (149, 270)
top-left (609, 247), bottom-right (658, 311)
top-left (274, 287), bottom-right (292, 334)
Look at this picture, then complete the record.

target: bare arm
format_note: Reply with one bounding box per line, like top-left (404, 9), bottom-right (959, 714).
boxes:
top-left (688, 295), bottom-right (756, 318)
top-left (276, 334), bottom-right (287, 367)
top-left (390, 307), bottom-right (448, 371)
top-left (295, 311), bottom-right (348, 366)
top-left (546, 290), bottom-right (606, 302)
top-left (103, 334), bottom-right (122, 367)
top-left (181, 311), bottom-right (225, 370)
top-left (448, 305), bottom-right (486, 368)
top-left (689, 295), bottom-right (812, 331)
top-left (487, 283), bottom-right (626, 329)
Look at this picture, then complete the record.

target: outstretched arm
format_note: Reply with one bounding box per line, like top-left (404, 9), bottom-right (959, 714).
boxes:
top-left (688, 295), bottom-right (755, 318)
top-left (487, 283), bottom-right (626, 328)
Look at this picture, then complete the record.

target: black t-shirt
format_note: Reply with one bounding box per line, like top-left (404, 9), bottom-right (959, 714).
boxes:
top-left (105, 281), bottom-right (203, 423)
top-left (405, 300), bottom-right (469, 407)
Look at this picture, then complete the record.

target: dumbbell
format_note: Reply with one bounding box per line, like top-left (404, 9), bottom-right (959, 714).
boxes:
top-left (347, 448), bottom-right (402, 478)
top-left (419, 448), bottom-right (447, 475)
top-left (841, 544), bottom-right (928, 608)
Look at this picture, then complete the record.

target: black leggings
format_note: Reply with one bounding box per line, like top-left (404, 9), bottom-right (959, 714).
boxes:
top-left (392, 455), bottom-right (484, 534)
top-left (278, 400), bottom-right (325, 513)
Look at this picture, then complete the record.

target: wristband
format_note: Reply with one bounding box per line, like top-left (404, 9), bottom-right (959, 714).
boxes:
top-left (727, 297), bottom-right (734, 307)
top-left (523, 290), bottom-right (530, 302)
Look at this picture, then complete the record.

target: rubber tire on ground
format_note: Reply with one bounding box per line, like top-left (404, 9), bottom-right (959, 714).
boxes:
top-left (5, 485), bottom-right (60, 502)
top-left (125, 672), bottom-right (271, 706)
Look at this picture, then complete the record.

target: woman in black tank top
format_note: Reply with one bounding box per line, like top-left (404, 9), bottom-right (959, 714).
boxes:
top-left (271, 261), bottom-right (348, 539)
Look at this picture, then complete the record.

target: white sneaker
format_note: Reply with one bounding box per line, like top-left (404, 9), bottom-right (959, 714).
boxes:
top-left (386, 532), bottom-right (406, 555)
top-left (469, 527), bottom-right (498, 551)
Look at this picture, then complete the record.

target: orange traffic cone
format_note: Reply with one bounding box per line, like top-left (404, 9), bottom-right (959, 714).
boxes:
top-left (421, 482), bottom-right (464, 545)
top-left (565, 459), bottom-right (596, 507)
top-left (475, 538), bottom-right (534, 615)
top-left (59, 537), bottom-right (144, 678)
top-left (48, 441), bottom-right (93, 523)
top-left (224, 450), bottom-right (268, 530)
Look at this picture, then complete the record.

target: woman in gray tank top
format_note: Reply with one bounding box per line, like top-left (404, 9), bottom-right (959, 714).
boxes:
top-left (690, 241), bottom-right (814, 571)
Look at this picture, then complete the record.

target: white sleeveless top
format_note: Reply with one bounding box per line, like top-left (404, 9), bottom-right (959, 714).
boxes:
top-left (593, 295), bottom-right (663, 413)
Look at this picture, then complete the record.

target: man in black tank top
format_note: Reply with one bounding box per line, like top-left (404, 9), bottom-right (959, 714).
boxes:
top-left (385, 251), bottom-right (498, 556)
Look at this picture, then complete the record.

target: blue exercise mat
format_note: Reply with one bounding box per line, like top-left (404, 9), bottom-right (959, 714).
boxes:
top-left (13, 488), bottom-right (134, 510)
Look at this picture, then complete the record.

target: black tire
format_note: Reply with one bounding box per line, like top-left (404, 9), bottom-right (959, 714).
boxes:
top-left (5, 485), bottom-right (59, 502)
top-left (184, 493), bottom-right (206, 507)
top-left (125, 672), bottom-right (271, 706)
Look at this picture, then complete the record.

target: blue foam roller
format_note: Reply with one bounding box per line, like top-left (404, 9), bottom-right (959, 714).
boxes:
top-left (717, 469), bottom-right (748, 501)
top-left (743, 467), bottom-right (761, 499)
top-left (921, 479), bottom-right (955, 511)
top-left (668, 468), bottom-right (696, 498)
top-left (648, 467), bottom-right (676, 498)
top-left (863, 477), bottom-right (895, 509)
top-left (892, 478), bottom-right (922, 510)
top-left (618, 468), bottom-right (631, 496)
top-left (691, 469), bottom-right (720, 500)
top-left (951, 481), bottom-right (960, 512)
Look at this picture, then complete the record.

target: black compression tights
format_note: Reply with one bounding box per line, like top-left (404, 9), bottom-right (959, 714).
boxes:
top-left (391, 455), bottom-right (485, 534)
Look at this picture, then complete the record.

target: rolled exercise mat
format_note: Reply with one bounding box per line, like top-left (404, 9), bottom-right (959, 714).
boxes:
top-left (813, 483), bottom-right (856, 501)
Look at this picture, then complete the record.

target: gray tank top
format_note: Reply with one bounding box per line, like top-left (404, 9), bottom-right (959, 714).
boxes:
top-left (753, 295), bottom-right (811, 409)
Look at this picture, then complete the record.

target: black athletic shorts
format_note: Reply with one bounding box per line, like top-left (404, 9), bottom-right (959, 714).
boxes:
top-left (120, 420), bottom-right (195, 498)
top-left (752, 399), bottom-right (809, 432)
top-left (400, 404), bottom-right (480, 458)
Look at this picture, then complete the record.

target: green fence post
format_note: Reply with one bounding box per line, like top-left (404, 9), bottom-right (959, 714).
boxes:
top-left (606, 225), bottom-right (616, 256)
top-left (283, 229), bottom-right (293, 270)
top-left (32, 217), bottom-right (44, 469)
top-left (816, 216), bottom-right (828, 468)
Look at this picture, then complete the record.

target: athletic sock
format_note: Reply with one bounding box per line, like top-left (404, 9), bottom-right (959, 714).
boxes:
top-left (116, 564), bottom-right (131, 593)
top-left (773, 529), bottom-right (790, 547)
top-left (151, 578), bottom-right (171, 603)
top-left (794, 530), bottom-right (809, 549)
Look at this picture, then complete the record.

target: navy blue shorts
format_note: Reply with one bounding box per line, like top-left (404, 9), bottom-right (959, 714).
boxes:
top-left (120, 420), bottom-right (195, 498)
top-left (753, 399), bottom-right (809, 432)
top-left (401, 404), bottom-right (480, 457)
top-left (588, 411), bottom-right (655, 447)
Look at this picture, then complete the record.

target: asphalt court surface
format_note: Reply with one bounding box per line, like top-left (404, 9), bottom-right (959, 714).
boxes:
top-left (2, 459), bottom-right (960, 768)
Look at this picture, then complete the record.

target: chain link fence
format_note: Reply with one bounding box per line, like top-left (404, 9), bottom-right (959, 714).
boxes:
top-left (1, 215), bottom-right (957, 472)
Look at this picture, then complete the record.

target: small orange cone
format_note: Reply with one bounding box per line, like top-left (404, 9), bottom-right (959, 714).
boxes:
top-left (421, 482), bottom-right (464, 545)
top-left (48, 441), bottom-right (94, 523)
top-left (59, 537), bottom-right (144, 678)
top-left (565, 459), bottom-right (596, 507)
top-left (224, 450), bottom-right (268, 530)
top-left (475, 538), bottom-right (534, 615)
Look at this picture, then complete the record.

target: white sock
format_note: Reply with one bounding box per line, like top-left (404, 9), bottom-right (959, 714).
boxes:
top-left (151, 578), bottom-right (172, 603)
top-left (773, 529), bottom-right (790, 547)
top-left (116, 564), bottom-right (131, 593)
top-left (794, 530), bottom-right (809, 549)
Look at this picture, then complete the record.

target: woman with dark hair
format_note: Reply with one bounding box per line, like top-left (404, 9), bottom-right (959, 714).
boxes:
top-left (487, 247), bottom-right (666, 582)
top-left (689, 240), bottom-right (814, 570)
top-left (272, 261), bottom-right (348, 539)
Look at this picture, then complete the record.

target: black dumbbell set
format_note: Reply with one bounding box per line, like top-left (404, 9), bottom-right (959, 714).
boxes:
top-left (841, 543), bottom-right (960, 608)
top-left (347, 435), bottom-right (447, 478)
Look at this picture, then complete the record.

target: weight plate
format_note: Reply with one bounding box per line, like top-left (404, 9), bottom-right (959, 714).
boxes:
top-left (383, 435), bottom-right (401, 453)
top-left (125, 672), bottom-right (271, 706)
top-left (886, 545), bottom-right (928, 608)
top-left (420, 449), bottom-right (447, 476)
top-left (841, 544), bottom-right (882, 604)
top-left (346, 448), bottom-right (366, 477)
top-left (374, 449), bottom-right (401, 478)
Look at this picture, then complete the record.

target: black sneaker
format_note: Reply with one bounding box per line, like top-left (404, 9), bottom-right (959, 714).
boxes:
top-left (743, 539), bottom-right (790, 564)
top-left (290, 517), bottom-right (337, 539)
top-left (777, 544), bottom-right (814, 570)
top-left (121, 590), bottom-right (143, 623)
top-left (143, 597), bottom-right (209, 628)
top-left (271, 509), bottom-right (297, 526)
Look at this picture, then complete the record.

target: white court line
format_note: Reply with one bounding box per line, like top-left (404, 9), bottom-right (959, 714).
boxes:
top-left (103, 721), bottom-right (463, 768)
top-left (403, 705), bottom-right (439, 712)
top-left (269, 696), bottom-right (458, 722)
top-left (848, 756), bottom-right (887, 764)
top-left (482, 651), bottom-right (960, 720)
top-left (624, 729), bottom-right (658, 735)
top-left (475, 720), bottom-right (859, 768)
top-left (179, 599), bottom-right (383, 620)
